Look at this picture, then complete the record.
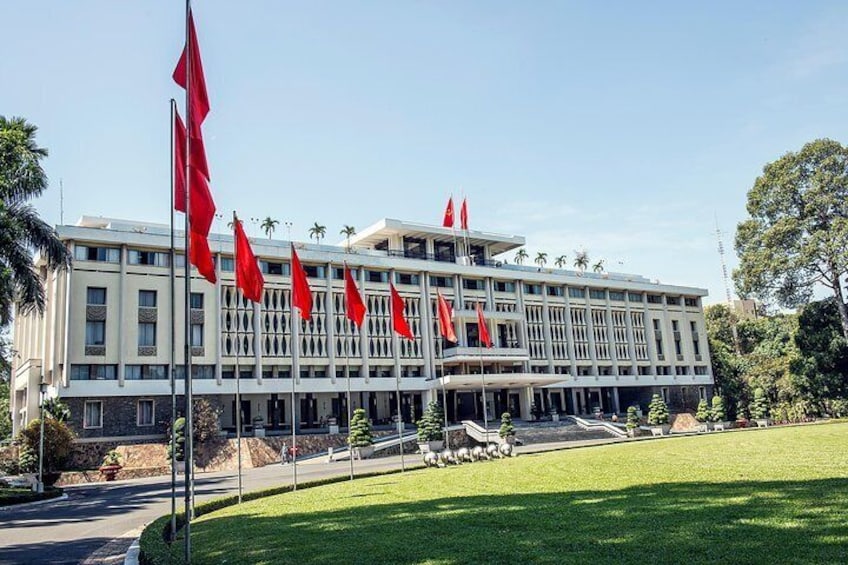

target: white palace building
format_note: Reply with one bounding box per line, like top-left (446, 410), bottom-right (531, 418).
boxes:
top-left (10, 216), bottom-right (713, 439)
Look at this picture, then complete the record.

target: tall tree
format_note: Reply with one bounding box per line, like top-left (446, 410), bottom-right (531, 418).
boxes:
top-left (534, 252), bottom-right (547, 268)
top-left (592, 259), bottom-right (605, 274)
top-left (340, 225), bottom-right (356, 252)
top-left (554, 255), bottom-right (567, 268)
top-left (573, 251), bottom-right (589, 273)
top-left (514, 248), bottom-right (528, 265)
top-left (794, 298), bottom-right (848, 405)
top-left (308, 222), bottom-right (326, 244)
top-left (260, 217), bottom-right (278, 239)
top-left (734, 138), bottom-right (848, 340)
top-left (0, 116), bottom-right (71, 325)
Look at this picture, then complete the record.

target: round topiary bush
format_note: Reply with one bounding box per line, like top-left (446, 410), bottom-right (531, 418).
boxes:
top-left (695, 399), bottom-right (710, 423)
top-left (750, 388), bottom-right (769, 419)
top-left (647, 394), bottom-right (669, 426)
top-left (626, 405), bottom-right (640, 432)
top-left (710, 395), bottom-right (726, 423)
top-left (416, 401), bottom-right (444, 443)
top-left (348, 408), bottom-right (373, 448)
top-left (498, 412), bottom-right (515, 439)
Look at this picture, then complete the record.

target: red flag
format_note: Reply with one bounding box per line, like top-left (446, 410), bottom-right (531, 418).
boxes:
top-left (344, 266), bottom-right (367, 327)
top-left (460, 198), bottom-right (468, 230)
top-left (390, 284), bottom-right (414, 340)
top-left (173, 110), bottom-right (214, 237)
top-left (476, 303), bottom-right (492, 348)
top-left (234, 215), bottom-right (264, 303)
top-left (436, 290), bottom-right (457, 343)
top-left (442, 197), bottom-right (454, 228)
top-left (290, 245), bottom-right (312, 320)
top-left (188, 229), bottom-right (216, 284)
top-left (173, 10), bottom-right (210, 137)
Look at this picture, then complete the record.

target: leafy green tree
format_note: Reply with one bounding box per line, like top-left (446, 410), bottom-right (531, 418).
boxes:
top-left (514, 248), bottom-right (528, 265)
top-left (734, 139), bottom-right (848, 341)
top-left (794, 298), bottom-right (848, 406)
top-left (647, 394), bottom-right (669, 426)
top-left (0, 379), bottom-right (10, 441)
top-left (626, 405), bottom-right (639, 432)
top-left (42, 397), bottom-right (70, 422)
top-left (0, 116), bottom-right (72, 324)
top-left (695, 399), bottom-right (710, 423)
top-left (498, 412), bottom-right (515, 438)
top-left (348, 408), bottom-right (373, 447)
top-left (260, 217), bottom-right (278, 239)
top-left (749, 387), bottom-right (769, 419)
top-left (340, 225), bottom-right (356, 252)
top-left (573, 251), bottom-right (589, 273)
top-left (534, 252), bottom-right (547, 268)
top-left (710, 395), bottom-right (726, 422)
top-left (554, 255), bottom-right (567, 268)
top-left (308, 222), bottom-right (326, 244)
top-left (592, 259), bottom-right (605, 273)
top-left (17, 418), bottom-right (74, 472)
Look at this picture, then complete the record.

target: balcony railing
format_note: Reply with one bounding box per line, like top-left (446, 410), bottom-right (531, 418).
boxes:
top-left (442, 346), bottom-right (529, 361)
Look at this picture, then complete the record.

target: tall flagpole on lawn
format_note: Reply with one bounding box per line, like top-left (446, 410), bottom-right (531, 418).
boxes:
top-left (345, 312), bottom-right (354, 480)
top-left (389, 283), bottom-right (405, 472)
top-left (233, 213), bottom-right (243, 504)
top-left (478, 303), bottom-right (489, 442)
top-left (181, 1), bottom-right (195, 561)
top-left (168, 98), bottom-right (178, 542)
top-left (437, 338), bottom-right (450, 450)
top-left (290, 244), bottom-right (300, 490)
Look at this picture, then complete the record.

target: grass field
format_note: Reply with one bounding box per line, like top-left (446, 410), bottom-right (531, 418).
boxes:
top-left (186, 423), bottom-right (848, 564)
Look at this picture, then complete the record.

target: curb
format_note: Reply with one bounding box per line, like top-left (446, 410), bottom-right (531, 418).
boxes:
top-left (124, 537), bottom-right (141, 565)
top-left (0, 492), bottom-right (68, 511)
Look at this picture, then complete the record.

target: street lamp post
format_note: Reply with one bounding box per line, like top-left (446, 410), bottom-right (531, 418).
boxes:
top-left (37, 380), bottom-right (47, 494)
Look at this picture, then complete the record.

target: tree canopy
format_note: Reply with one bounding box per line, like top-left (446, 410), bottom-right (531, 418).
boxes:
top-left (734, 138), bottom-right (848, 340)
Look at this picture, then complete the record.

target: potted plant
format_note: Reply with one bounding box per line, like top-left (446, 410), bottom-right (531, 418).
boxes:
top-left (498, 412), bottom-right (516, 444)
top-left (168, 417), bottom-right (187, 473)
top-left (416, 401), bottom-right (445, 453)
top-left (735, 400), bottom-right (749, 428)
top-left (549, 406), bottom-right (560, 422)
top-left (647, 394), bottom-right (670, 435)
top-left (750, 388), bottom-right (770, 427)
top-left (710, 395), bottom-right (729, 431)
top-left (348, 408), bottom-right (374, 459)
top-left (253, 414), bottom-right (266, 438)
top-left (625, 405), bottom-right (640, 437)
top-left (99, 450), bottom-right (122, 481)
top-left (695, 398), bottom-right (711, 432)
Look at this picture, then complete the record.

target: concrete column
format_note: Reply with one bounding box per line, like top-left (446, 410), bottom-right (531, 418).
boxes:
top-left (562, 285), bottom-right (578, 378)
top-left (453, 274), bottom-right (465, 346)
top-left (214, 255), bottom-right (223, 382)
top-left (612, 386), bottom-right (621, 414)
top-left (643, 298), bottom-right (658, 376)
top-left (515, 282), bottom-right (530, 373)
top-left (420, 274), bottom-right (436, 379)
top-left (584, 287), bottom-right (599, 375)
top-left (541, 284), bottom-right (554, 373)
top-left (325, 263), bottom-right (336, 381)
top-left (358, 267), bottom-right (369, 380)
top-left (254, 300), bottom-right (262, 381)
top-left (520, 386), bottom-right (533, 420)
top-left (623, 295), bottom-right (639, 375)
top-left (604, 295), bottom-right (619, 374)
top-left (118, 245), bottom-right (127, 385)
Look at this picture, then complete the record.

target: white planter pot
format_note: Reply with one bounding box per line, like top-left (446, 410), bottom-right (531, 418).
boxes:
top-left (353, 445), bottom-right (374, 460)
top-left (755, 418), bottom-right (769, 428)
top-left (418, 440), bottom-right (444, 453)
top-left (551, 413), bottom-right (560, 422)
top-left (254, 428), bottom-right (266, 438)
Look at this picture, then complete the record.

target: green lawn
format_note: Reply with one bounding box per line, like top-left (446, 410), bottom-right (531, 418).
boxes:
top-left (187, 423), bottom-right (848, 564)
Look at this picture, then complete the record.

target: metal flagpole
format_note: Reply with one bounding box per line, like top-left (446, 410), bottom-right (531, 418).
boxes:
top-left (479, 304), bottom-right (489, 443)
top-left (234, 292), bottom-right (243, 504)
top-left (390, 286), bottom-right (405, 472)
top-left (437, 338), bottom-right (450, 449)
top-left (291, 272), bottom-right (299, 490)
top-left (345, 306), bottom-right (354, 481)
top-left (168, 98), bottom-right (178, 542)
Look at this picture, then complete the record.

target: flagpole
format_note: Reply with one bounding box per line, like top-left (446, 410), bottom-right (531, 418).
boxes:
top-left (345, 315), bottom-right (354, 480)
top-left (291, 284), bottom-right (299, 491)
top-left (479, 304), bottom-right (489, 443)
top-left (437, 338), bottom-right (450, 450)
top-left (182, 1), bottom-right (194, 560)
top-left (233, 214), bottom-right (243, 504)
top-left (389, 286), bottom-right (405, 472)
top-left (168, 98), bottom-right (177, 542)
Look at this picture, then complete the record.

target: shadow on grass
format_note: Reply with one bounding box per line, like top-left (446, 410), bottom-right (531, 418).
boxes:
top-left (188, 478), bottom-right (848, 565)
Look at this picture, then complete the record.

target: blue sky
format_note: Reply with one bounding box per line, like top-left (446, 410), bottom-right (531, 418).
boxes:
top-left (3, 1), bottom-right (847, 304)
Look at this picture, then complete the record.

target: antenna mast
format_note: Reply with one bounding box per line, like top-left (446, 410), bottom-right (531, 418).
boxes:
top-left (715, 214), bottom-right (741, 353)
top-left (60, 179), bottom-right (64, 225)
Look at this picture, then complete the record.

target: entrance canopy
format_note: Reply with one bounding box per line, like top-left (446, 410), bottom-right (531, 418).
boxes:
top-left (434, 373), bottom-right (567, 390)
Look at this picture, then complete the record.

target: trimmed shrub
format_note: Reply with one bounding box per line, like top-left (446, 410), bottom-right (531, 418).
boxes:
top-left (498, 412), bottom-right (515, 438)
top-left (750, 388), bottom-right (769, 419)
top-left (17, 418), bottom-right (74, 472)
top-left (647, 394), bottom-right (669, 426)
top-left (348, 408), bottom-right (373, 447)
top-left (416, 401), bottom-right (444, 442)
top-left (168, 417), bottom-right (186, 462)
top-left (695, 399), bottom-right (710, 423)
top-left (626, 406), bottom-right (639, 431)
top-left (710, 395), bottom-right (726, 422)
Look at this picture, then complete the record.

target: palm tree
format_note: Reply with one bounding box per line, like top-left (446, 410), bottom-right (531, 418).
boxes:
top-left (308, 222), bottom-right (326, 244)
top-left (514, 248), bottom-right (528, 265)
top-left (340, 225), bottom-right (356, 252)
top-left (573, 250), bottom-right (589, 273)
top-left (0, 116), bottom-right (71, 324)
top-left (592, 259), bottom-right (605, 274)
top-left (260, 217), bottom-right (279, 239)
top-left (554, 255), bottom-right (567, 269)
top-left (535, 252), bottom-right (548, 268)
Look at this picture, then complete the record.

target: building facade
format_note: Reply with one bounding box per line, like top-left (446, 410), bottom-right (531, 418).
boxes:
top-left (10, 216), bottom-right (713, 439)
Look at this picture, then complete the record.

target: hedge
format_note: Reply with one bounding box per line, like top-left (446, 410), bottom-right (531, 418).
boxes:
top-left (139, 465), bottom-right (421, 565)
top-left (0, 486), bottom-right (63, 507)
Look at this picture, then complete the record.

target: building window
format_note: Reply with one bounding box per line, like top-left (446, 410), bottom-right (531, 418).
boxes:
top-left (125, 365), bottom-right (167, 380)
top-left (698, 386), bottom-right (707, 400)
top-left (661, 387), bottom-right (669, 403)
top-left (139, 290), bottom-right (157, 308)
top-left (303, 265), bottom-right (325, 279)
top-left (260, 261), bottom-right (287, 275)
top-left (463, 278), bottom-right (485, 290)
top-left (568, 287), bottom-right (586, 299)
top-left (366, 270), bottom-right (387, 283)
top-left (220, 257), bottom-right (234, 272)
top-left (137, 400), bottom-right (155, 426)
top-left (75, 245), bottom-right (120, 263)
top-left (128, 249), bottom-right (170, 267)
top-left (191, 323), bottom-right (203, 347)
top-left (70, 365), bottom-right (117, 380)
top-left (589, 289), bottom-right (606, 300)
top-left (666, 296), bottom-right (681, 306)
top-left (87, 287), bottom-right (107, 305)
top-left (609, 291), bottom-right (625, 302)
top-left (429, 276), bottom-right (453, 288)
top-left (695, 366), bottom-right (709, 376)
top-left (647, 294), bottom-right (663, 304)
top-left (523, 284), bottom-right (541, 295)
top-left (190, 292), bottom-right (204, 309)
top-left (84, 401), bottom-right (103, 429)
top-left (494, 280), bottom-right (515, 293)
top-left (176, 365), bottom-right (214, 379)
top-left (395, 272), bottom-right (420, 285)
top-left (138, 323), bottom-right (156, 347)
top-left (628, 292), bottom-right (643, 303)
top-left (685, 297), bottom-right (699, 307)
top-left (547, 286), bottom-right (564, 297)
top-left (86, 321), bottom-right (105, 346)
